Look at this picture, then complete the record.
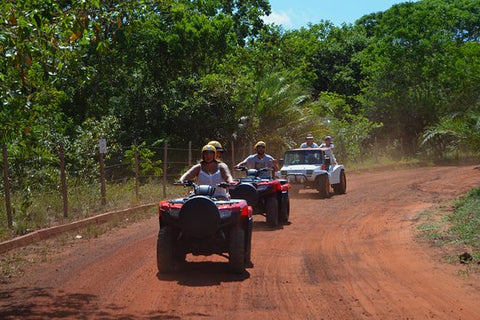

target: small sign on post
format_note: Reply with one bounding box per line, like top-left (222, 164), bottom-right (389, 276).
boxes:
top-left (99, 139), bottom-right (107, 206)
top-left (99, 138), bottom-right (107, 154)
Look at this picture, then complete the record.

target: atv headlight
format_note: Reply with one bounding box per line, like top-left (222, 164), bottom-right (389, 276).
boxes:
top-left (306, 170), bottom-right (313, 176)
top-left (219, 210), bottom-right (232, 219)
top-left (256, 185), bottom-right (270, 192)
top-left (169, 209), bottom-right (180, 218)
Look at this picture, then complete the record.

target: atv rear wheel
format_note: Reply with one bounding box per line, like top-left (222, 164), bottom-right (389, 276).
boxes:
top-left (265, 196), bottom-right (279, 227)
top-left (228, 226), bottom-right (246, 273)
top-left (333, 169), bottom-right (347, 194)
top-left (317, 174), bottom-right (330, 198)
top-left (279, 194), bottom-right (290, 223)
top-left (157, 225), bottom-right (177, 273)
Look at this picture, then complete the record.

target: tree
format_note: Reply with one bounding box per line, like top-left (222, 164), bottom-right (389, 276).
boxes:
top-left (421, 112), bottom-right (480, 158)
top-left (358, 0), bottom-right (480, 155)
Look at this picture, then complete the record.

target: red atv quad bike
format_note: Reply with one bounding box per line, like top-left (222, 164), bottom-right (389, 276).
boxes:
top-left (230, 166), bottom-right (290, 227)
top-left (157, 181), bottom-right (253, 274)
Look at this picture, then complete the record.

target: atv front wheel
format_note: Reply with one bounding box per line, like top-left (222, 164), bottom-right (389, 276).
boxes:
top-left (265, 196), bottom-right (279, 227)
top-left (229, 226), bottom-right (246, 273)
top-left (279, 194), bottom-right (290, 223)
top-left (157, 225), bottom-right (177, 273)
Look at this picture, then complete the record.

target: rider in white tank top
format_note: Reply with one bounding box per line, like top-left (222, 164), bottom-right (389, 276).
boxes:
top-left (179, 144), bottom-right (234, 200)
top-left (197, 168), bottom-right (228, 199)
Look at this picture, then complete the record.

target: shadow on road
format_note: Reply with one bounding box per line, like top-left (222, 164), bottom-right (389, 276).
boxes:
top-left (290, 191), bottom-right (348, 200)
top-left (252, 220), bottom-right (287, 231)
top-left (156, 261), bottom-right (250, 286)
top-left (0, 286), bottom-right (178, 319)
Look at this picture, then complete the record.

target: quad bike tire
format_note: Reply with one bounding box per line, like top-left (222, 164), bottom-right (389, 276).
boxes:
top-left (157, 225), bottom-right (176, 273)
top-left (333, 169), bottom-right (347, 195)
top-left (228, 226), bottom-right (246, 274)
top-left (279, 194), bottom-right (290, 224)
top-left (230, 183), bottom-right (259, 207)
top-left (265, 196), bottom-right (279, 227)
top-left (317, 174), bottom-right (330, 199)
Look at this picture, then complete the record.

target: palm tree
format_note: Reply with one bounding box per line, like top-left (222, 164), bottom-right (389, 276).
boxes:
top-left (421, 111), bottom-right (480, 158)
top-left (235, 71), bottom-right (317, 156)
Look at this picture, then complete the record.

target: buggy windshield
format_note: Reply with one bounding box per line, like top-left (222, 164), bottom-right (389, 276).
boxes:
top-left (283, 149), bottom-right (324, 165)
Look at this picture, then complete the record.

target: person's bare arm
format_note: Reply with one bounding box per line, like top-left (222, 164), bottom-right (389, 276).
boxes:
top-left (179, 164), bottom-right (201, 182)
top-left (272, 159), bottom-right (279, 172)
top-left (219, 163), bottom-right (234, 183)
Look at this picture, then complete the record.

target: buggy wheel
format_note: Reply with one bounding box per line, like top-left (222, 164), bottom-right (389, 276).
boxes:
top-left (265, 196), bottom-right (279, 227)
top-left (229, 226), bottom-right (246, 273)
top-left (157, 226), bottom-right (176, 273)
top-left (318, 174), bottom-right (330, 198)
top-left (333, 169), bottom-right (347, 194)
top-left (279, 194), bottom-right (290, 223)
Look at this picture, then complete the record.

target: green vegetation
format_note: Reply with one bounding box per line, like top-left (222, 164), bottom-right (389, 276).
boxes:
top-left (1, 0), bottom-right (479, 237)
top-left (417, 187), bottom-right (480, 266)
top-left (449, 189), bottom-right (480, 250)
top-left (0, 180), bottom-right (184, 241)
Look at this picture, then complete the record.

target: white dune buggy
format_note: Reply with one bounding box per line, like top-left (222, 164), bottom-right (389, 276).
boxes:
top-left (276, 148), bottom-right (346, 198)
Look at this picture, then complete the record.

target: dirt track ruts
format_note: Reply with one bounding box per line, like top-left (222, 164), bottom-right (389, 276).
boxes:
top-left (1, 165), bottom-right (480, 319)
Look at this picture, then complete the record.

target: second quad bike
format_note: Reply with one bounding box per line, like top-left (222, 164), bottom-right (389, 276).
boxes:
top-left (230, 166), bottom-right (290, 227)
top-left (157, 181), bottom-right (253, 274)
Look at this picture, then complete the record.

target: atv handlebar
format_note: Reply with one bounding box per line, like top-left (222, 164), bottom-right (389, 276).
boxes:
top-left (234, 166), bottom-right (272, 172)
top-left (174, 180), bottom-right (236, 189)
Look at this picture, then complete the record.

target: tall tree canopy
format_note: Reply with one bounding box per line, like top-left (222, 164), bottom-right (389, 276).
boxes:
top-left (358, 0), bottom-right (480, 154)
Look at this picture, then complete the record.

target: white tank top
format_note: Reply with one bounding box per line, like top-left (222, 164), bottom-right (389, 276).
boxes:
top-left (197, 167), bottom-right (228, 199)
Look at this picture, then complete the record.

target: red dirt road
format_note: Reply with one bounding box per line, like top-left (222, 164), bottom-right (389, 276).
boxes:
top-left (1, 165), bottom-right (480, 319)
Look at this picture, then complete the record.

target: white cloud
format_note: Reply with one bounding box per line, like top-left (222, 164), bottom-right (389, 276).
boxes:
top-left (262, 11), bottom-right (292, 27)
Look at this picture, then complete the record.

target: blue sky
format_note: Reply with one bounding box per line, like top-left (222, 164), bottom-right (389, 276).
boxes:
top-left (264, 0), bottom-right (418, 29)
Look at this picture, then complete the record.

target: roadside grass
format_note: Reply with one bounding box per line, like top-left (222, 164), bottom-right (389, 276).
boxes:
top-left (346, 156), bottom-right (428, 172)
top-left (416, 187), bottom-right (480, 273)
top-left (0, 179), bottom-right (185, 242)
top-left (0, 205), bottom-right (158, 284)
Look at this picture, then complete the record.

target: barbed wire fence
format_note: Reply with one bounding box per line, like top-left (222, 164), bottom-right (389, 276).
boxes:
top-left (0, 140), bottom-right (255, 236)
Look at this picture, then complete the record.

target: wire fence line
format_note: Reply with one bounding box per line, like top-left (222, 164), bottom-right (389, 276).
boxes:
top-left (0, 140), bottom-right (258, 232)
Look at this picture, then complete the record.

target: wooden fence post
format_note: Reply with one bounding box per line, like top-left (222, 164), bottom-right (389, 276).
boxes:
top-left (59, 142), bottom-right (68, 218)
top-left (231, 141), bottom-right (235, 177)
top-left (2, 143), bottom-right (12, 228)
top-left (98, 139), bottom-right (107, 206)
top-left (163, 141), bottom-right (168, 198)
top-left (134, 140), bottom-right (139, 201)
top-left (99, 152), bottom-right (106, 205)
top-left (188, 141), bottom-right (192, 167)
